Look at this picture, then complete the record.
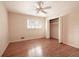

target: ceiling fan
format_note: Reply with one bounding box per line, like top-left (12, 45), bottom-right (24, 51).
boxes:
top-left (36, 1), bottom-right (51, 14)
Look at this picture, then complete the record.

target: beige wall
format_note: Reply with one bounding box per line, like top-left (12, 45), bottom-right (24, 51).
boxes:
top-left (9, 12), bottom-right (46, 42)
top-left (45, 19), bottom-right (50, 39)
top-left (62, 8), bottom-right (79, 48)
top-left (0, 2), bottom-right (9, 56)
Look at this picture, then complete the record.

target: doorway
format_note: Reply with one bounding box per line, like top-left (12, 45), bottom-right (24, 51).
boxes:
top-left (50, 18), bottom-right (59, 40)
top-left (49, 17), bottom-right (62, 43)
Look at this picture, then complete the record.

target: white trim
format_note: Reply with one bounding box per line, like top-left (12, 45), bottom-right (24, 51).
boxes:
top-left (58, 17), bottom-right (63, 43)
top-left (9, 37), bottom-right (44, 43)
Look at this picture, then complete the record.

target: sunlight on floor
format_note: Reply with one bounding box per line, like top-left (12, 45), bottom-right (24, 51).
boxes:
top-left (28, 46), bottom-right (43, 57)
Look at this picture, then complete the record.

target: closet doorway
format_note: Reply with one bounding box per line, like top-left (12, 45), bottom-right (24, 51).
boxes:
top-left (50, 18), bottom-right (59, 41)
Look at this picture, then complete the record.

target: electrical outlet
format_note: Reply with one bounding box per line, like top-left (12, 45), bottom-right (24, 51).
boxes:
top-left (21, 37), bottom-right (24, 39)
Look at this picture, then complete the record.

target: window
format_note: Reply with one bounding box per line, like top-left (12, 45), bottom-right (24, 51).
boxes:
top-left (27, 20), bottom-right (42, 29)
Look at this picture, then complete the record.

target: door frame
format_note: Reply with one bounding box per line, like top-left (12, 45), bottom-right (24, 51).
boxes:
top-left (58, 17), bottom-right (63, 43)
top-left (48, 17), bottom-right (63, 43)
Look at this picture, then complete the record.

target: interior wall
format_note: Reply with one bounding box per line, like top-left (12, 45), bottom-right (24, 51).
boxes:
top-left (50, 18), bottom-right (59, 39)
top-left (0, 2), bottom-right (9, 56)
top-left (62, 8), bottom-right (79, 48)
top-left (45, 18), bottom-right (50, 39)
top-left (8, 12), bottom-right (46, 42)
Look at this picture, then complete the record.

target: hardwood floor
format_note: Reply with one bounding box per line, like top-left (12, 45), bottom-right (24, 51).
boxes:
top-left (2, 38), bottom-right (79, 57)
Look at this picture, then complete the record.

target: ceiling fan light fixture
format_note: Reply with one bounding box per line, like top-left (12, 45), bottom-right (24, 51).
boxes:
top-left (35, 1), bottom-right (51, 14)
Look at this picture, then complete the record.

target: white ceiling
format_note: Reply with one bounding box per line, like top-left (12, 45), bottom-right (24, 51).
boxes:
top-left (3, 1), bottom-right (79, 18)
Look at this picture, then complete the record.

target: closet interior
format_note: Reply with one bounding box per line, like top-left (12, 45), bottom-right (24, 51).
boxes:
top-left (50, 18), bottom-right (59, 40)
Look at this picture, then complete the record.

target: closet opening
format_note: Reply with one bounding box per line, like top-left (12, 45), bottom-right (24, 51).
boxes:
top-left (50, 18), bottom-right (59, 42)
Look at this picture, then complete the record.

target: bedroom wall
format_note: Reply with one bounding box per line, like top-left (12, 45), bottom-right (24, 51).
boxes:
top-left (62, 8), bottom-right (79, 48)
top-left (0, 2), bottom-right (9, 56)
top-left (8, 12), bottom-right (46, 42)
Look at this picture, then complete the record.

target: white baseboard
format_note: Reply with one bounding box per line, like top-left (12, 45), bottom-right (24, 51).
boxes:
top-left (10, 37), bottom-right (45, 43)
top-left (63, 41), bottom-right (79, 49)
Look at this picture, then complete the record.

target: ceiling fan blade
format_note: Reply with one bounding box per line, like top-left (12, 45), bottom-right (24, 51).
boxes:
top-left (36, 8), bottom-right (40, 13)
top-left (38, 1), bottom-right (44, 6)
top-left (42, 6), bottom-right (51, 9)
top-left (41, 10), bottom-right (47, 14)
top-left (37, 10), bottom-right (40, 13)
top-left (37, 1), bottom-right (44, 8)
